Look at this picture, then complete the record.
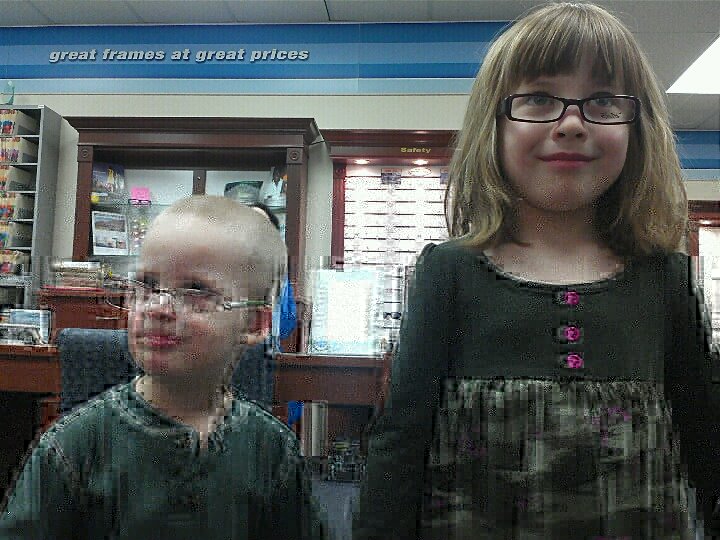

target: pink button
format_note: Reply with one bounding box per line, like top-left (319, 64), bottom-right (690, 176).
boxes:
top-left (564, 291), bottom-right (580, 306)
top-left (566, 353), bottom-right (584, 369)
top-left (564, 326), bottom-right (581, 342)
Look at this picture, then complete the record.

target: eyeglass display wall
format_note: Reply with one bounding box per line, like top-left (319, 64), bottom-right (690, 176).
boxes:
top-left (342, 163), bottom-right (449, 352)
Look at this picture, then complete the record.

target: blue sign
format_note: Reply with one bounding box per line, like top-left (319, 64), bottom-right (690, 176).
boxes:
top-left (0, 22), bottom-right (506, 82)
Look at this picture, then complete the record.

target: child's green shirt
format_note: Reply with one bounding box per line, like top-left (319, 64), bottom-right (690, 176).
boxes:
top-left (0, 376), bottom-right (326, 540)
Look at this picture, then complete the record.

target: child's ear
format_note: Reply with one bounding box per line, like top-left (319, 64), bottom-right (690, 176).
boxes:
top-left (236, 305), bottom-right (273, 346)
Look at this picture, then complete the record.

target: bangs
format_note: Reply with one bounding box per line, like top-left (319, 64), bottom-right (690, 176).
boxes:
top-left (502, 4), bottom-right (638, 91)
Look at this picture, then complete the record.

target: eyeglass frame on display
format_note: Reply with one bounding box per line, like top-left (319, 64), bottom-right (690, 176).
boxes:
top-left (498, 94), bottom-right (641, 125)
top-left (104, 278), bottom-right (272, 315)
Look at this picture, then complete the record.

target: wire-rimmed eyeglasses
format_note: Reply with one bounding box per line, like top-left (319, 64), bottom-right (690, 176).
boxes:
top-left (498, 94), bottom-right (640, 125)
top-left (105, 278), bottom-right (272, 315)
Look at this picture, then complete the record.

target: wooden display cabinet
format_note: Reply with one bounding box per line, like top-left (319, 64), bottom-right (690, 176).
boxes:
top-left (65, 117), bottom-right (320, 349)
top-left (322, 129), bottom-right (455, 265)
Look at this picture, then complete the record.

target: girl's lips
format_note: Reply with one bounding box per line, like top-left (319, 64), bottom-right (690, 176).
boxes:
top-left (145, 335), bottom-right (182, 348)
top-left (541, 159), bottom-right (592, 169)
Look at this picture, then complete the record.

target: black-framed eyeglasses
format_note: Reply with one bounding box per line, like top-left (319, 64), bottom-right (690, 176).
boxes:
top-left (498, 94), bottom-right (640, 125)
top-left (105, 278), bottom-right (272, 315)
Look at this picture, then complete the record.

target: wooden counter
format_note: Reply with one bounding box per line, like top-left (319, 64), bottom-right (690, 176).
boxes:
top-left (0, 344), bottom-right (60, 496)
top-left (0, 347), bottom-right (391, 495)
top-left (273, 353), bottom-right (390, 444)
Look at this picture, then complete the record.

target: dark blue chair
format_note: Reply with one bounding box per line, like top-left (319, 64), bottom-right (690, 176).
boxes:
top-left (56, 328), bottom-right (273, 415)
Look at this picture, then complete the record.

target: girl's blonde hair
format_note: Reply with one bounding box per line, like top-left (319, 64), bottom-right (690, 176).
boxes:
top-left (445, 1), bottom-right (687, 256)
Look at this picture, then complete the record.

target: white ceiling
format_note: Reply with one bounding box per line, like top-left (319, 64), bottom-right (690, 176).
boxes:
top-left (1, 0), bottom-right (718, 130)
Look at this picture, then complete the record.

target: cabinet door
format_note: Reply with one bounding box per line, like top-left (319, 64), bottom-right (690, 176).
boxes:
top-left (205, 169), bottom-right (287, 241)
top-left (90, 168), bottom-right (195, 274)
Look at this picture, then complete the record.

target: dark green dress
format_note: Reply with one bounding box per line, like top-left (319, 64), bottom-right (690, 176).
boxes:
top-left (354, 240), bottom-right (720, 540)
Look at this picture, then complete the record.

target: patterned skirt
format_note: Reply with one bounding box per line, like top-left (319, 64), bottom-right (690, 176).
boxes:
top-left (421, 378), bottom-right (700, 540)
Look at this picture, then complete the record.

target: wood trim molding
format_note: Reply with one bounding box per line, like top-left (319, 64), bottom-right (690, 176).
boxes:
top-left (331, 161), bottom-right (346, 267)
top-left (689, 200), bottom-right (720, 214)
top-left (322, 129), bottom-right (455, 164)
top-left (66, 117), bottom-right (320, 146)
top-left (687, 200), bottom-right (720, 257)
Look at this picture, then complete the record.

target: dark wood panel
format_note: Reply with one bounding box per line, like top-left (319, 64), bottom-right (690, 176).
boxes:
top-left (323, 129), bottom-right (455, 164)
top-left (688, 200), bottom-right (720, 257)
top-left (80, 132), bottom-right (305, 150)
top-left (0, 357), bottom-right (61, 394)
top-left (276, 354), bottom-right (383, 369)
top-left (275, 368), bottom-right (380, 406)
top-left (327, 405), bottom-right (374, 443)
top-left (331, 162), bottom-right (346, 267)
top-left (323, 129), bottom-right (456, 147)
top-left (92, 148), bottom-right (285, 169)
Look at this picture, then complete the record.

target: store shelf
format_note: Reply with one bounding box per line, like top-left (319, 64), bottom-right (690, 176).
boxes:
top-left (0, 106), bottom-right (61, 307)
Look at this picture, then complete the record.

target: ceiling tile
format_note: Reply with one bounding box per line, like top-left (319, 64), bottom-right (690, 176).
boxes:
top-left (30, 0), bottom-right (143, 25)
top-left (634, 32), bottom-right (718, 90)
top-left (127, 1), bottom-right (234, 24)
top-left (327, 0), bottom-right (433, 22)
top-left (595, 0), bottom-right (720, 34)
top-left (426, 0), bottom-right (541, 22)
top-left (0, 0), bottom-right (52, 26)
top-left (224, 0), bottom-right (329, 23)
top-left (668, 94), bottom-right (720, 130)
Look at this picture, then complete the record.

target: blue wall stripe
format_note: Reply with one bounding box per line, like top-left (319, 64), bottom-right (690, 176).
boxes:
top-left (0, 22), bottom-right (508, 46)
top-left (7, 77), bottom-right (476, 95)
top-left (677, 131), bottom-right (720, 169)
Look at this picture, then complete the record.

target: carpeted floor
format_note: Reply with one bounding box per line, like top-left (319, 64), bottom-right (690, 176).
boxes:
top-left (311, 479), bottom-right (360, 540)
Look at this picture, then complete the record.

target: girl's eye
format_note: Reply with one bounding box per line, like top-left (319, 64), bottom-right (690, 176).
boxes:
top-left (526, 95), bottom-right (551, 106)
top-left (591, 97), bottom-right (613, 107)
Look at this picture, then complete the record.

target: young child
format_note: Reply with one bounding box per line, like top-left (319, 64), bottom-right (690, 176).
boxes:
top-left (354, 3), bottom-right (720, 540)
top-left (0, 196), bottom-right (326, 540)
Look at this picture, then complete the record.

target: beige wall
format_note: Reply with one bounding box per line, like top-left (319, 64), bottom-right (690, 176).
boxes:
top-left (14, 93), bottom-right (720, 293)
top-left (15, 93), bottom-right (469, 292)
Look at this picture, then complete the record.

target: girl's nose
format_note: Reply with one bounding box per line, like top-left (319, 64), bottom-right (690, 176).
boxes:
top-left (554, 105), bottom-right (587, 137)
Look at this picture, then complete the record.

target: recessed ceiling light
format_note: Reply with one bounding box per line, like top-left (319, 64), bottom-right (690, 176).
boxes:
top-left (668, 37), bottom-right (720, 94)
top-left (413, 159), bottom-right (428, 165)
top-left (354, 159), bottom-right (369, 165)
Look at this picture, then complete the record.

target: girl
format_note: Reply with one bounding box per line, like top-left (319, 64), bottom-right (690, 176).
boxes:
top-left (353, 3), bottom-right (720, 539)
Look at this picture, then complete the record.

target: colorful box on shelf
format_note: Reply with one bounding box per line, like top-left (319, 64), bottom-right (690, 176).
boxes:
top-left (11, 194), bottom-right (33, 219)
top-left (0, 110), bottom-right (38, 137)
top-left (0, 193), bottom-right (33, 220)
top-left (0, 166), bottom-right (35, 191)
top-left (0, 250), bottom-right (28, 274)
top-left (7, 222), bottom-right (32, 248)
top-left (0, 137), bottom-right (38, 163)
